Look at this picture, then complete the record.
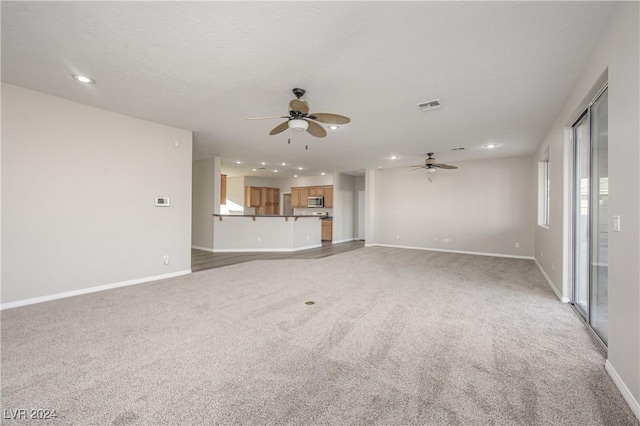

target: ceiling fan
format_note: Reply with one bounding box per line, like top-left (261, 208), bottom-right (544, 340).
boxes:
top-left (411, 153), bottom-right (458, 173)
top-left (246, 88), bottom-right (350, 138)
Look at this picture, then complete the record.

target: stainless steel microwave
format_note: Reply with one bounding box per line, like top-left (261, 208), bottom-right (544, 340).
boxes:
top-left (308, 196), bottom-right (324, 208)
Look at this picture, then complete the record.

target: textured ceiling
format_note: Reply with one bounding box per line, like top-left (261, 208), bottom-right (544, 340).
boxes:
top-left (1, 2), bottom-right (617, 177)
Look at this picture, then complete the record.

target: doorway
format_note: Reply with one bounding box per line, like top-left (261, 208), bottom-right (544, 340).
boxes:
top-left (571, 85), bottom-right (608, 346)
top-left (283, 193), bottom-right (293, 216)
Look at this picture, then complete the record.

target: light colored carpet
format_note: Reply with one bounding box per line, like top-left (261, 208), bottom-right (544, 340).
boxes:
top-left (2, 247), bottom-right (638, 425)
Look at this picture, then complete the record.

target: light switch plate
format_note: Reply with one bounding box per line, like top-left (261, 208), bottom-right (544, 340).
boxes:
top-left (613, 215), bottom-right (621, 232)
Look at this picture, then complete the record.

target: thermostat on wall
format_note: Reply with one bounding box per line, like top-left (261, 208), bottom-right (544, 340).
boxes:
top-left (155, 197), bottom-right (170, 207)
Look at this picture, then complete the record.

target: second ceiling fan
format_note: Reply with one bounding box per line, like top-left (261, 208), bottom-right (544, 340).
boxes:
top-left (411, 153), bottom-right (458, 173)
top-left (247, 88), bottom-right (350, 138)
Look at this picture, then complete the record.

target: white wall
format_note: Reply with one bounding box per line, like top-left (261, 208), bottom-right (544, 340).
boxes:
top-left (225, 176), bottom-right (246, 214)
top-left (192, 158), bottom-right (216, 249)
top-left (373, 156), bottom-right (534, 258)
top-left (333, 172), bottom-right (355, 243)
top-left (534, 2), bottom-right (639, 414)
top-left (281, 175), bottom-right (333, 188)
top-left (1, 84), bottom-right (193, 305)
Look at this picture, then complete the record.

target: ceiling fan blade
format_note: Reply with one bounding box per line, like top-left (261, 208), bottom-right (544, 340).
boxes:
top-left (269, 121), bottom-right (289, 135)
top-left (434, 164), bottom-right (458, 169)
top-left (308, 113), bottom-right (351, 125)
top-left (289, 99), bottom-right (309, 114)
top-left (410, 165), bottom-right (425, 168)
top-left (246, 115), bottom-right (289, 120)
top-left (306, 120), bottom-right (327, 138)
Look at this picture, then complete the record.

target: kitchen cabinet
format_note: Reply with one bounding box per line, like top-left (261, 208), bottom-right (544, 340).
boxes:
top-left (291, 187), bottom-right (300, 208)
top-left (323, 187), bottom-right (333, 208)
top-left (290, 185), bottom-right (334, 208)
top-left (220, 174), bottom-right (227, 205)
top-left (246, 186), bottom-right (279, 214)
top-left (299, 187), bottom-right (310, 206)
top-left (321, 219), bottom-right (333, 241)
top-left (264, 187), bottom-right (280, 215)
top-left (245, 186), bottom-right (262, 207)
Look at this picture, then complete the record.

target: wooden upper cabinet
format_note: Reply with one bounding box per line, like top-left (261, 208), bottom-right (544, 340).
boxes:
top-left (300, 187), bottom-right (310, 205)
top-left (220, 174), bottom-right (227, 205)
top-left (323, 186), bottom-right (333, 208)
top-left (291, 187), bottom-right (300, 208)
top-left (309, 187), bottom-right (317, 197)
top-left (246, 186), bottom-right (279, 214)
top-left (245, 186), bottom-right (261, 207)
top-left (268, 187), bottom-right (280, 204)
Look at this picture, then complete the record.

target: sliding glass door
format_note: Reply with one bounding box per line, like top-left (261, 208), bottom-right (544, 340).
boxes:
top-left (571, 87), bottom-right (608, 345)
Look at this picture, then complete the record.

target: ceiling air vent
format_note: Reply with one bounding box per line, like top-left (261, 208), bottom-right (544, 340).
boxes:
top-left (417, 99), bottom-right (442, 111)
top-left (451, 147), bottom-right (466, 151)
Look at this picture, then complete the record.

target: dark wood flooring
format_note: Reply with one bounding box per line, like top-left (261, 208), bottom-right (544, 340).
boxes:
top-left (191, 240), bottom-right (365, 272)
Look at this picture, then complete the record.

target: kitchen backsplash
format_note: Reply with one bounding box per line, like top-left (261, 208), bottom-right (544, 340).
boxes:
top-left (293, 208), bottom-right (333, 216)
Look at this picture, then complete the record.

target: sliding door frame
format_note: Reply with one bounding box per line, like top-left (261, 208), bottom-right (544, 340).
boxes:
top-left (569, 83), bottom-right (608, 349)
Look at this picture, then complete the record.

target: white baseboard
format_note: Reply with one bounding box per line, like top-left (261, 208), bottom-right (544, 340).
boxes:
top-left (213, 244), bottom-right (322, 253)
top-left (192, 245), bottom-right (215, 253)
top-left (534, 258), bottom-right (569, 302)
top-left (370, 243), bottom-right (535, 260)
top-left (1, 269), bottom-right (192, 311)
top-left (605, 360), bottom-right (640, 421)
top-left (332, 238), bottom-right (355, 244)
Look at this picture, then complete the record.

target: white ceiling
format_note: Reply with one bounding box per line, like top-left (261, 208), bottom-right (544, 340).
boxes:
top-left (1, 1), bottom-right (617, 177)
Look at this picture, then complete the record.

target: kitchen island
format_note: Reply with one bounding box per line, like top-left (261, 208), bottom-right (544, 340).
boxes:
top-left (212, 214), bottom-right (322, 252)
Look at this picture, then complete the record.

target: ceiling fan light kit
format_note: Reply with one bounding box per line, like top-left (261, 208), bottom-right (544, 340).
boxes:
top-left (288, 119), bottom-right (308, 132)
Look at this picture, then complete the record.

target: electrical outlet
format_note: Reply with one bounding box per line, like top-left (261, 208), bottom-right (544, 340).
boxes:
top-left (257, 236), bottom-right (262, 242)
top-left (443, 238), bottom-right (451, 243)
top-left (515, 242), bottom-right (520, 248)
top-left (163, 255), bottom-right (169, 265)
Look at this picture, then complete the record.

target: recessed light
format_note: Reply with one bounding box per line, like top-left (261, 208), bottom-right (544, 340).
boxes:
top-left (274, 170), bottom-right (279, 173)
top-left (298, 167), bottom-right (304, 170)
top-left (484, 143), bottom-right (498, 149)
top-left (328, 125), bottom-right (339, 130)
top-left (390, 155), bottom-right (397, 160)
top-left (281, 162), bottom-right (286, 166)
top-left (294, 175), bottom-right (298, 178)
top-left (235, 161), bottom-right (242, 164)
top-left (73, 74), bottom-right (95, 84)
top-left (260, 162), bottom-right (266, 165)
top-left (320, 172), bottom-right (325, 176)
top-left (252, 168), bottom-right (257, 172)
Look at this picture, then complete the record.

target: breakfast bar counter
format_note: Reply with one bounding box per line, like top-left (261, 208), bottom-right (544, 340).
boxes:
top-left (211, 214), bottom-right (322, 252)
